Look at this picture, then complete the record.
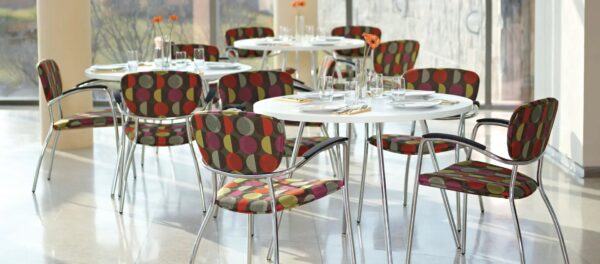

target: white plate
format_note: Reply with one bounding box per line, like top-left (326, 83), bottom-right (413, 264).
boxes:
top-left (299, 104), bottom-right (345, 113)
top-left (405, 90), bottom-right (435, 98)
top-left (299, 92), bottom-right (344, 99)
top-left (392, 99), bottom-right (442, 109)
top-left (205, 62), bottom-right (241, 70)
top-left (91, 64), bottom-right (127, 71)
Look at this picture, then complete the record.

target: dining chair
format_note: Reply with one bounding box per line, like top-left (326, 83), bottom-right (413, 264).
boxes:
top-left (373, 40), bottom-right (420, 77)
top-left (188, 110), bottom-right (356, 264)
top-left (331, 26), bottom-right (382, 58)
top-left (115, 71), bottom-right (207, 214)
top-left (33, 59), bottom-right (121, 193)
top-left (357, 68), bottom-right (483, 219)
top-left (406, 97), bottom-right (569, 264)
top-left (225, 27), bottom-right (295, 74)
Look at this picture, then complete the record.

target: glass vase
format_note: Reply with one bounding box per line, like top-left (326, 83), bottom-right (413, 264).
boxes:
top-left (162, 36), bottom-right (172, 68)
top-left (354, 60), bottom-right (368, 103)
top-left (295, 15), bottom-right (304, 41)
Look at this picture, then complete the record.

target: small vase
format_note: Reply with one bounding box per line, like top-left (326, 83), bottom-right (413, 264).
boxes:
top-left (355, 60), bottom-right (368, 103)
top-left (162, 36), bottom-right (172, 68)
top-left (295, 15), bottom-right (304, 41)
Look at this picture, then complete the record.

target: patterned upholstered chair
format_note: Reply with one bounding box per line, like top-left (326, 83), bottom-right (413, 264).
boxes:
top-left (331, 26), bottom-right (382, 58)
top-left (406, 98), bottom-right (569, 264)
top-left (217, 70), bottom-right (336, 160)
top-left (188, 111), bottom-right (355, 264)
top-left (33, 59), bottom-right (121, 193)
top-left (373, 40), bottom-right (420, 77)
top-left (225, 27), bottom-right (295, 74)
top-left (115, 71), bottom-right (207, 214)
top-left (356, 68), bottom-right (483, 224)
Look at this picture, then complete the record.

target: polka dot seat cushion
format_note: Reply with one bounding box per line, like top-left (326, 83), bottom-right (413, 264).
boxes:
top-left (217, 177), bottom-right (344, 214)
top-left (53, 109), bottom-right (119, 130)
top-left (125, 121), bottom-right (189, 147)
top-left (419, 160), bottom-right (538, 199)
top-left (367, 134), bottom-right (456, 155)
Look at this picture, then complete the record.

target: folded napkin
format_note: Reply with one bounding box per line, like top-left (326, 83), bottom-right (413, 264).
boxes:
top-left (92, 68), bottom-right (126, 73)
top-left (275, 96), bottom-right (313, 103)
top-left (439, 100), bottom-right (459, 105)
top-left (338, 106), bottom-right (371, 115)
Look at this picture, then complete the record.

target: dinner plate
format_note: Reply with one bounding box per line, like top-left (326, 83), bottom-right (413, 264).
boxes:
top-left (299, 92), bottom-right (344, 99)
top-left (299, 104), bottom-right (345, 113)
top-left (205, 62), bottom-right (241, 70)
top-left (392, 99), bottom-right (442, 109)
top-left (91, 64), bottom-right (127, 71)
top-left (405, 90), bottom-right (435, 98)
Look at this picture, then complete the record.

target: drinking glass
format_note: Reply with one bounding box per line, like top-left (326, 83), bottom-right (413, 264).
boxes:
top-left (319, 76), bottom-right (334, 102)
top-left (391, 76), bottom-right (406, 101)
top-left (318, 26), bottom-right (329, 39)
top-left (126, 50), bottom-right (138, 72)
top-left (175, 51), bottom-right (186, 69)
top-left (279, 26), bottom-right (290, 41)
top-left (370, 73), bottom-right (384, 98)
top-left (193, 48), bottom-right (205, 70)
top-left (305, 25), bottom-right (315, 41)
top-left (345, 80), bottom-right (357, 105)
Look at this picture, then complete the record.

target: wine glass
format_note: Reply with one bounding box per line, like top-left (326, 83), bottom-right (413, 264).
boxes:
top-left (391, 76), bottom-right (406, 101)
top-left (193, 48), bottom-right (205, 70)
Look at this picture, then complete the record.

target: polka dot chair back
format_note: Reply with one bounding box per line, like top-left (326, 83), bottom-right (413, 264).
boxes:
top-left (331, 26), bottom-right (382, 58)
top-left (218, 71), bottom-right (294, 112)
top-left (191, 111), bottom-right (286, 175)
top-left (403, 68), bottom-right (480, 101)
top-left (225, 27), bottom-right (274, 58)
top-left (121, 71), bottom-right (204, 117)
top-left (37, 59), bottom-right (63, 102)
top-left (373, 40), bottom-right (420, 77)
top-left (172, 44), bottom-right (220, 62)
top-left (507, 98), bottom-right (558, 161)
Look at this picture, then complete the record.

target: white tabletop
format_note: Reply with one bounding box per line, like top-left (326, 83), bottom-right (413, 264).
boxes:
top-left (233, 37), bottom-right (365, 52)
top-left (84, 62), bottom-right (252, 82)
top-left (254, 93), bottom-right (473, 123)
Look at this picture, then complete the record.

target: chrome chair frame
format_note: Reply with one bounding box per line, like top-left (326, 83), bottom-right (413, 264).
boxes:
top-left (405, 118), bottom-right (570, 264)
top-left (188, 132), bottom-right (356, 264)
top-left (33, 80), bottom-right (120, 193)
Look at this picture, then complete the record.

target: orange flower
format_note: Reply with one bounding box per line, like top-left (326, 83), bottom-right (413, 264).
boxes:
top-left (169, 15), bottom-right (179, 22)
top-left (291, 0), bottom-right (305, 7)
top-left (362, 33), bottom-right (380, 49)
top-left (152, 16), bottom-right (163, 24)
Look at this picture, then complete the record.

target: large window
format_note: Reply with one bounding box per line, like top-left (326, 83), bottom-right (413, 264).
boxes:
top-left (0, 0), bottom-right (37, 101)
top-left (216, 0), bottom-right (273, 49)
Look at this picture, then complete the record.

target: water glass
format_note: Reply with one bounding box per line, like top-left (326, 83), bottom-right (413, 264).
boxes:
top-left (345, 80), bottom-right (357, 105)
top-left (175, 51), bottom-right (187, 69)
top-left (126, 50), bottom-right (138, 72)
top-left (370, 73), bottom-right (384, 98)
top-left (305, 25), bottom-right (315, 41)
top-left (319, 76), bottom-right (334, 102)
top-left (193, 48), bottom-right (205, 69)
top-left (318, 26), bottom-right (329, 39)
top-left (279, 26), bottom-right (290, 41)
top-left (391, 76), bottom-right (406, 101)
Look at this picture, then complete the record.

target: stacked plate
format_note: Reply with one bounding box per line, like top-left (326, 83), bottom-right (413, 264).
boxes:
top-left (205, 62), bottom-right (241, 70)
top-left (91, 64), bottom-right (127, 72)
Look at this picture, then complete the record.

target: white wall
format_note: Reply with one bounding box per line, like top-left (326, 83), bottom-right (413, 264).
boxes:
top-left (583, 0), bottom-right (600, 167)
top-left (535, 0), bottom-right (585, 165)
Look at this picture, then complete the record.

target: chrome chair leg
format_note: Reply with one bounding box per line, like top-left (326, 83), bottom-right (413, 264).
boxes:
top-left (343, 187), bottom-right (357, 264)
top-left (141, 145), bottom-right (145, 168)
top-left (46, 130), bottom-right (60, 181)
top-left (357, 123), bottom-right (369, 223)
top-left (188, 142), bottom-right (207, 213)
top-left (320, 124), bottom-right (340, 178)
top-left (189, 203), bottom-right (217, 264)
top-left (247, 214), bottom-right (254, 263)
top-left (403, 155), bottom-right (411, 207)
top-left (440, 190), bottom-right (461, 249)
top-left (460, 193), bottom-right (468, 255)
top-left (457, 193), bottom-right (461, 232)
top-left (478, 196), bottom-right (485, 213)
top-left (119, 140), bottom-right (137, 214)
top-left (112, 123), bottom-right (128, 197)
top-left (537, 158), bottom-right (569, 263)
top-left (406, 146), bottom-right (424, 264)
top-left (509, 167), bottom-right (526, 263)
top-left (32, 127), bottom-right (54, 193)
top-left (212, 174), bottom-right (225, 219)
top-left (267, 178), bottom-right (280, 264)
top-left (267, 211), bottom-right (284, 261)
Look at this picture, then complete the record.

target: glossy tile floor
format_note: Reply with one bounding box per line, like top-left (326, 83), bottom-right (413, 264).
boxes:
top-left (1, 106), bottom-right (598, 263)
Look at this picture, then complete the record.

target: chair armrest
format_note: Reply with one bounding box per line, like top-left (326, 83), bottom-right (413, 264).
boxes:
top-left (48, 85), bottom-right (110, 106)
top-left (76, 79), bottom-right (100, 87)
top-left (476, 118), bottom-right (509, 126)
top-left (423, 133), bottom-right (487, 151)
top-left (302, 137), bottom-right (348, 160)
top-left (293, 80), bottom-right (314, 92)
top-left (335, 58), bottom-right (355, 67)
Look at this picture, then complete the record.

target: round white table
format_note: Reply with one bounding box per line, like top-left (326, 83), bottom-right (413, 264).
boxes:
top-left (84, 62), bottom-right (252, 82)
top-left (234, 37), bottom-right (364, 88)
top-left (254, 93), bottom-right (473, 263)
